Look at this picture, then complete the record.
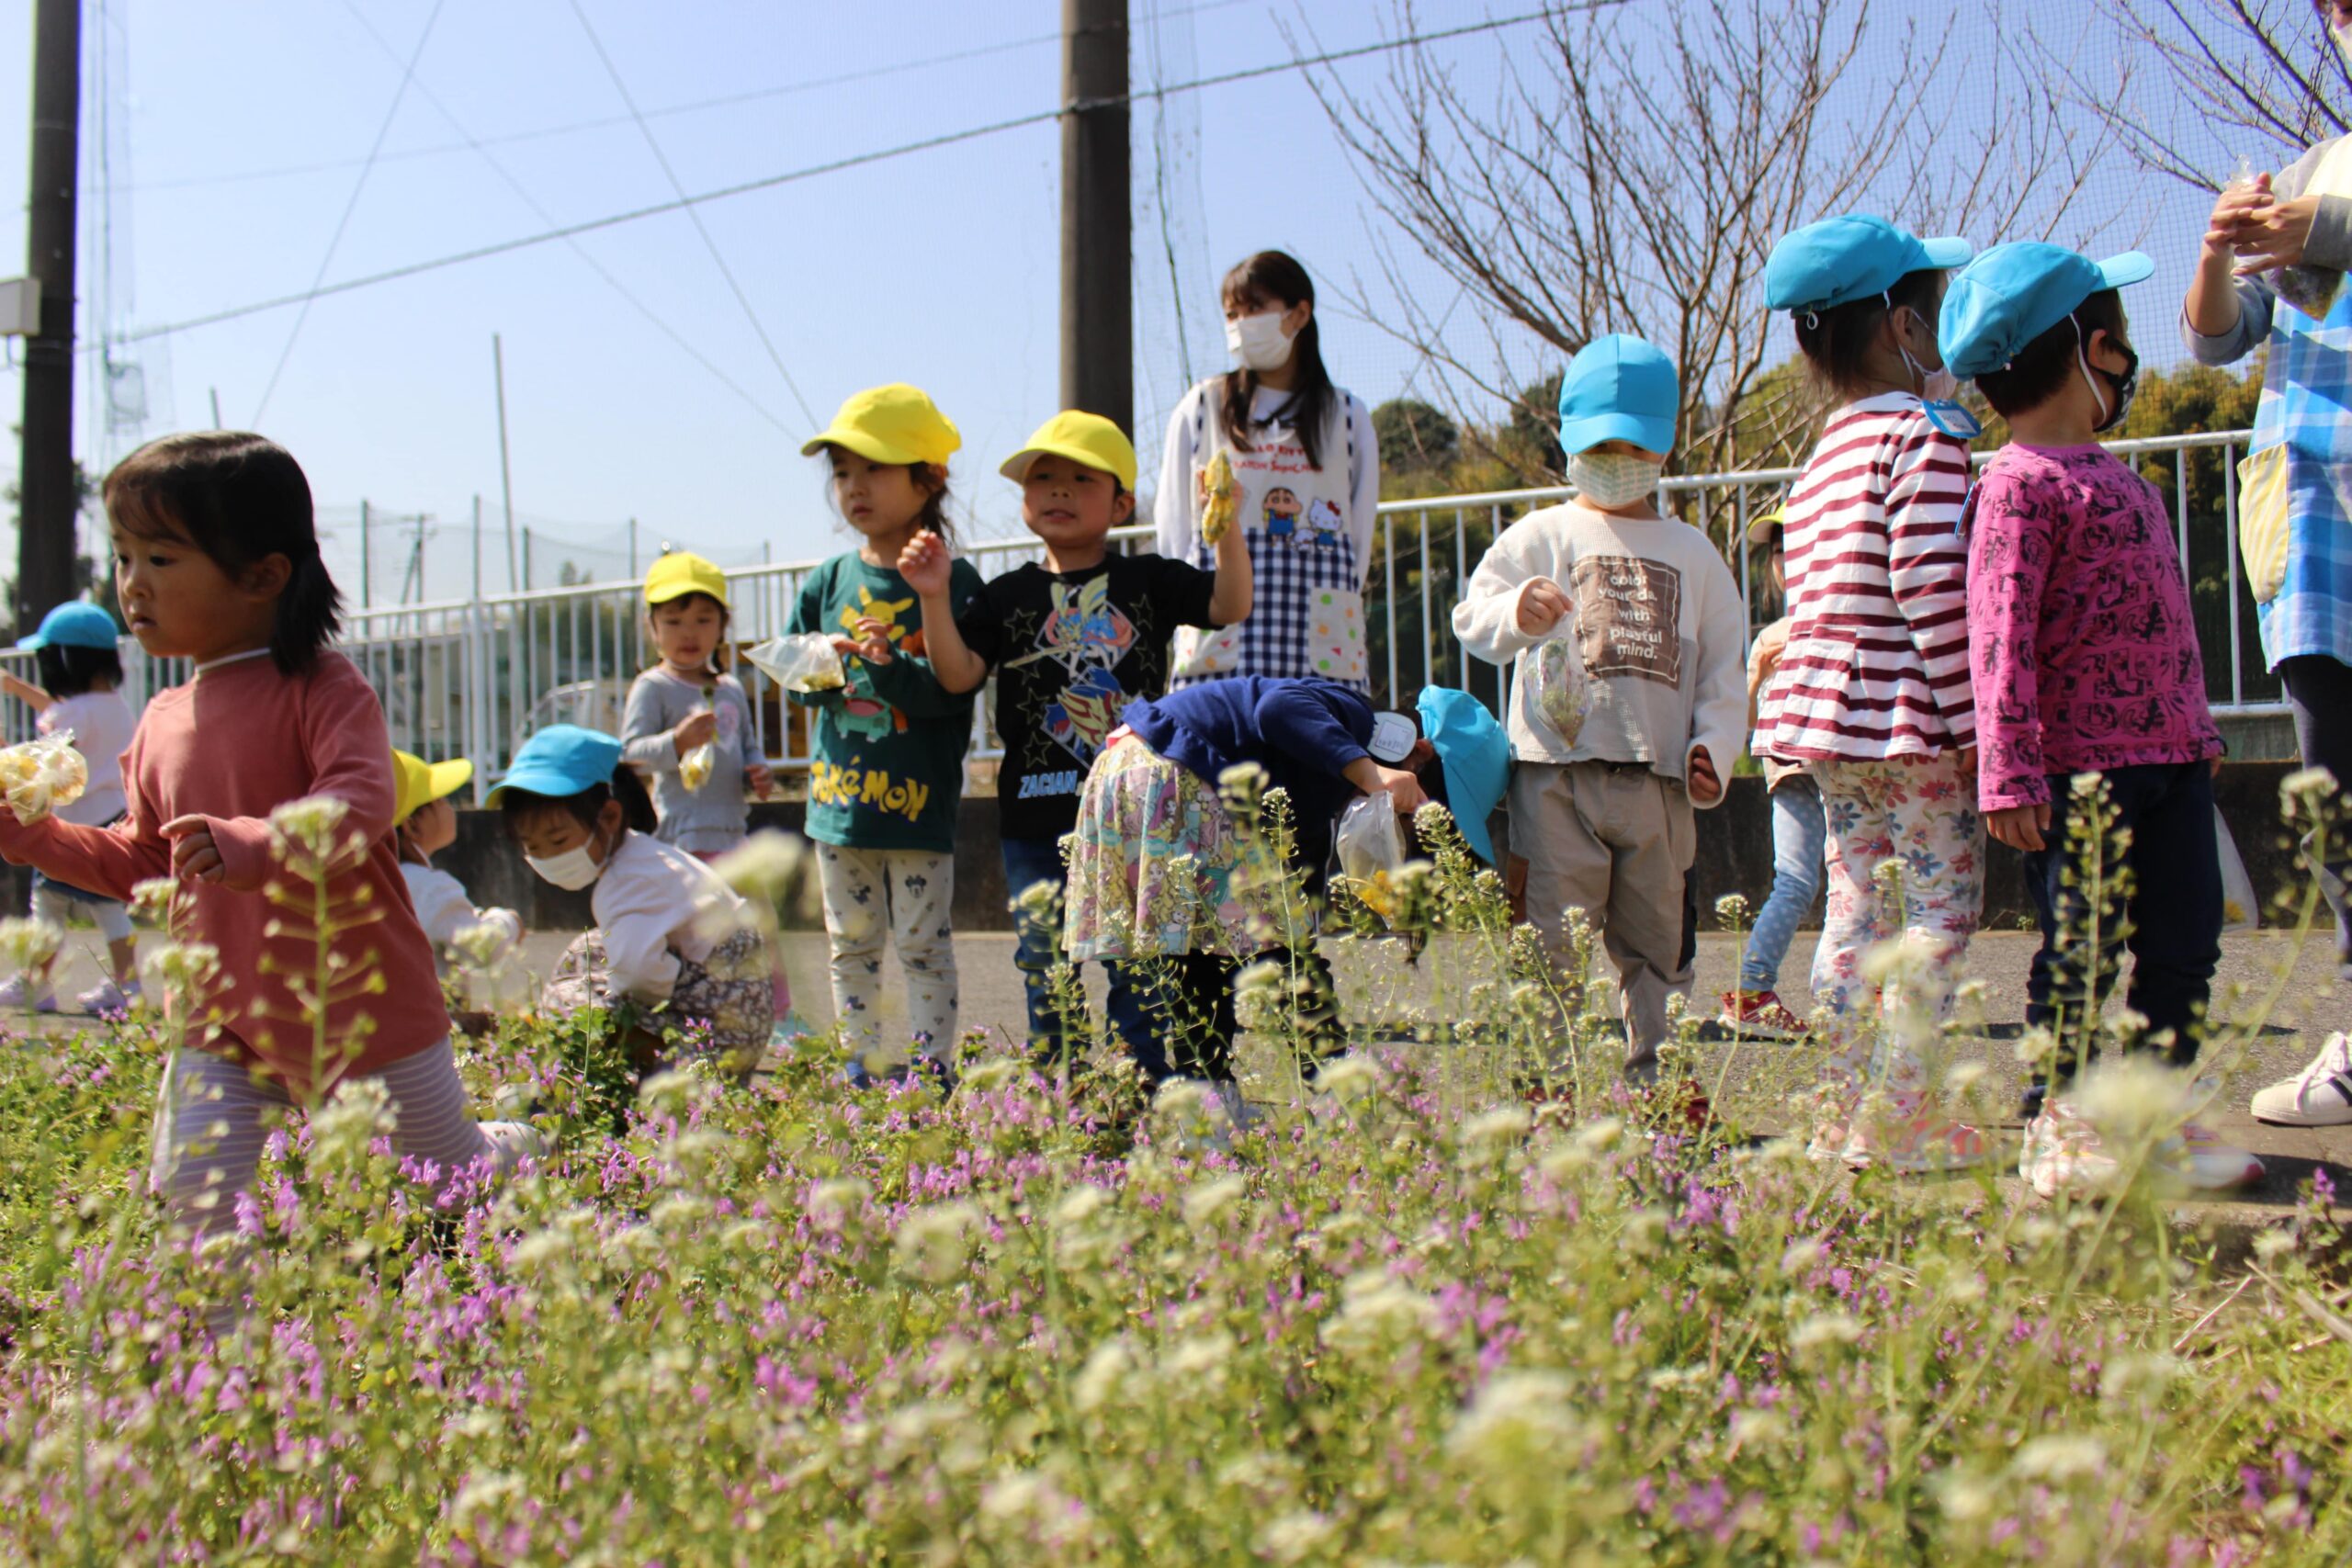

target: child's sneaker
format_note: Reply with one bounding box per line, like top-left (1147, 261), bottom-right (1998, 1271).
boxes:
top-left (1717, 989), bottom-right (1806, 1040)
top-left (0, 976), bottom-right (58, 1013)
top-left (2249, 1032), bottom-right (2352, 1127)
top-left (1844, 1096), bottom-right (1992, 1175)
top-left (75, 978), bottom-right (140, 1016)
top-left (2019, 1100), bottom-right (2120, 1198)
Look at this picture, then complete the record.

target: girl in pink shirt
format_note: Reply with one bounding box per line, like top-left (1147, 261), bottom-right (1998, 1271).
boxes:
top-left (0, 433), bottom-right (541, 1285)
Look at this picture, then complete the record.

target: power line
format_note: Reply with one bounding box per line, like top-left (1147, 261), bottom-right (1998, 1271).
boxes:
top-left (117, 0), bottom-right (1257, 197)
top-left (122, 6), bottom-right (1583, 351)
top-left (334, 0), bottom-right (794, 435)
top-left (248, 0), bottom-right (447, 425)
top-left (565, 0), bottom-right (817, 425)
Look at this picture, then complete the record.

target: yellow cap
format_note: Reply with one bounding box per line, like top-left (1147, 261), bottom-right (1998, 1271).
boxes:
top-left (800, 383), bottom-right (962, 467)
top-left (1745, 505), bottom-right (1788, 547)
top-left (392, 750), bottom-right (474, 824)
top-left (644, 551), bottom-right (729, 608)
top-left (999, 410), bottom-right (1138, 491)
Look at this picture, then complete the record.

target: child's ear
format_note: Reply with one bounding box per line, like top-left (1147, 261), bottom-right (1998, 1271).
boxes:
top-left (598, 797), bottom-right (626, 840)
top-left (241, 552), bottom-right (293, 600)
top-left (1112, 488), bottom-right (1136, 525)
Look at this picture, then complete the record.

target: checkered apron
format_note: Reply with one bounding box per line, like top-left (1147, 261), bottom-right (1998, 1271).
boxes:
top-left (2252, 137), bottom-right (2352, 671)
top-left (1170, 387), bottom-right (1369, 691)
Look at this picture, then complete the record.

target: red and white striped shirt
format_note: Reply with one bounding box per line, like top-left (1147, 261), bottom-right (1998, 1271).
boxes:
top-left (1757, 392), bottom-right (1976, 761)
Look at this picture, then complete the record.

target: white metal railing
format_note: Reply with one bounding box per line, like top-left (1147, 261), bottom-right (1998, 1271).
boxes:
top-left (0, 430), bottom-right (2283, 794)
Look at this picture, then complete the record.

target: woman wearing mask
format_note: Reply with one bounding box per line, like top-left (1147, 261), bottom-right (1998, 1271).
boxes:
top-left (2182, 1), bottom-right (2352, 1129)
top-left (1157, 250), bottom-right (1381, 690)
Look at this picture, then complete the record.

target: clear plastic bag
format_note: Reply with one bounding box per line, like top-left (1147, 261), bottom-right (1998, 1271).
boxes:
top-left (1199, 449), bottom-right (1240, 546)
top-left (0, 730), bottom-right (88, 826)
top-left (678, 684), bottom-right (719, 793)
top-left (2215, 805), bottom-right (2258, 933)
top-left (1334, 794), bottom-right (1407, 886)
top-left (1527, 625), bottom-right (1595, 746)
top-left (742, 632), bottom-right (847, 694)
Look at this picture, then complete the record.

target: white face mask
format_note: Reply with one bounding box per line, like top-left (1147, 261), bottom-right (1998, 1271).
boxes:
top-left (1225, 310), bottom-right (1294, 373)
top-left (1568, 451), bottom-right (1664, 510)
top-left (526, 827), bottom-right (611, 891)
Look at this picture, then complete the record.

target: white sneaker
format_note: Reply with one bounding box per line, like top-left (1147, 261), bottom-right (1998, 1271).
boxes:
top-left (74, 979), bottom-right (140, 1016)
top-left (2019, 1100), bottom-right (2122, 1199)
top-left (0, 975), bottom-right (58, 1013)
top-left (2250, 1032), bottom-right (2352, 1128)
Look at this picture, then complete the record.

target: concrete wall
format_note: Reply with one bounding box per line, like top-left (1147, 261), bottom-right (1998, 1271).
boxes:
top-left (6, 763), bottom-right (2317, 935)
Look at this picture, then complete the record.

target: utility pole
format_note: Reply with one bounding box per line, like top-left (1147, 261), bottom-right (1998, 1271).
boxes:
top-left (14, 0), bottom-right (82, 636)
top-left (359, 499), bottom-right (372, 609)
top-left (492, 333), bottom-right (518, 592)
top-left (471, 493), bottom-right (482, 602)
top-left (1060, 0), bottom-right (1131, 435)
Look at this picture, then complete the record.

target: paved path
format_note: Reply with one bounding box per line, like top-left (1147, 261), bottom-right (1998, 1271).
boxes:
top-left (14, 925), bottom-right (2347, 1224)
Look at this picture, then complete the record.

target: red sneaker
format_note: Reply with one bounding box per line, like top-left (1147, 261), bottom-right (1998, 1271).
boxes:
top-left (1717, 989), bottom-right (1806, 1040)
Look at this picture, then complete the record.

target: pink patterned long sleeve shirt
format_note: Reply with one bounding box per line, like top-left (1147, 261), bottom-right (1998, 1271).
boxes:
top-left (1964, 443), bottom-right (2222, 812)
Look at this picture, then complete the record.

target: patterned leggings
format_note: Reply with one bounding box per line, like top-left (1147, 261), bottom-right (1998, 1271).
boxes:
top-left (815, 843), bottom-right (959, 1059)
top-left (1810, 753), bottom-right (1984, 1077)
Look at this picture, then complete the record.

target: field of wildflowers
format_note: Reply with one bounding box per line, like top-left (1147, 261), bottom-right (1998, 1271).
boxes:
top-left (0, 782), bottom-right (2347, 1563)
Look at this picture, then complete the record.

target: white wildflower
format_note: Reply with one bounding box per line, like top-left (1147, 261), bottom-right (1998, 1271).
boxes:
top-left (2075, 1058), bottom-right (2186, 1145)
top-left (2253, 1228), bottom-right (2297, 1263)
top-left (266, 794), bottom-right (352, 860)
top-left (1315, 1055), bottom-right (1380, 1102)
top-left (2011, 1433), bottom-right (2106, 1482)
top-left (1447, 1370), bottom-right (1589, 1487)
top-left (1257, 1511), bottom-right (1336, 1563)
top-left (1321, 1271), bottom-right (1439, 1353)
top-left (1463, 1105), bottom-right (1531, 1145)
top-left (0, 917), bottom-right (62, 977)
top-left (1053, 1185), bottom-right (1111, 1228)
top-left (1165, 1332), bottom-right (1232, 1377)
top-left (1791, 1312), bottom-right (1863, 1352)
top-left (894, 1201), bottom-right (983, 1283)
top-left (710, 829), bottom-right (805, 901)
top-left (808, 1178), bottom-right (871, 1230)
top-left (2098, 1353), bottom-right (2182, 1404)
top-left (1182, 1174), bottom-right (1247, 1225)
top-left (1073, 1337), bottom-right (1138, 1413)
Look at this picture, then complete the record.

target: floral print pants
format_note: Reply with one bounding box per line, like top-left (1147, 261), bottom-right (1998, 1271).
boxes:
top-left (1810, 752), bottom-right (1984, 1079)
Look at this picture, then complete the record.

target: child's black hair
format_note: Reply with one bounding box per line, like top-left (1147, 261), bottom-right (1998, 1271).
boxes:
top-left (102, 432), bottom-right (342, 675)
top-left (1971, 288), bottom-right (2130, 421)
top-left (1219, 250), bottom-right (1338, 468)
top-left (33, 640), bottom-right (123, 699)
top-left (499, 764), bottom-right (658, 840)
top-left (1793, 268), bottom-right (1946, 399)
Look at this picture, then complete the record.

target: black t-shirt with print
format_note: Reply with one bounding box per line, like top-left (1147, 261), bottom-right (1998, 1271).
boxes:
top-left (958, 553), bottom-right (1222, 842)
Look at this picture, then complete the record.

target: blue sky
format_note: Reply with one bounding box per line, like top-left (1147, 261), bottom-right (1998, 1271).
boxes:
top-left (0, 2), bottom-right (2282, 604)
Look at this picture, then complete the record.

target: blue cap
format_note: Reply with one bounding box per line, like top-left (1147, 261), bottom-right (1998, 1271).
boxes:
top-left (1939, 243), bottom-right (2155, 378)
top-left (1417, 687), bottom-right (1510, 866)
top-left (486, 724), bottom-right (623, 804)
top-left (1765, 213), bottom-right (1973, 316)
top-left (17, 601), bottom-right (121, 652)
top-left (1556, 334), bottom-right (1679, 457)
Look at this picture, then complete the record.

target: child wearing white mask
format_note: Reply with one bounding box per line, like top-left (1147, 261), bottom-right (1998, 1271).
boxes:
top-left (1453, 335), bottom-right (1747, 1097)
top-left (1157, 249), bottom-right (1381, 689)
top-left (495, 725), bottom-right (773, 1079)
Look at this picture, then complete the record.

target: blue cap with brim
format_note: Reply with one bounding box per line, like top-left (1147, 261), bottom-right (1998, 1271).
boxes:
top-left (1417, 687), bottom-right (1510, 866)
top-left (486, 724), bottom-right (623, 804)
top-left (1556, 334), bottom-right (1679, 457)
top-left (1766, 213), bottom-right (1973, 316)
top-left (1939, 243), bottom-right (2155, 379)
top-left (17, 601), bottom-right (121, 652)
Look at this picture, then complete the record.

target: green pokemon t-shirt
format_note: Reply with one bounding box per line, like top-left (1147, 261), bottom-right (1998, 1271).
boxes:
top-left (786, 553), bottom-right (982, 852)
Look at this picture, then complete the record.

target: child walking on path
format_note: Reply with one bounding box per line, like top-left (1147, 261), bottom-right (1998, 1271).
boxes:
top-left (0, 601), bottom-right (142, 1014)
top-left (499, 726), bottom-right (772, 1078)
top-left (1453, 335), bottom-right (1747, 1089)
top-left (1719, 510), bottom-right (1825, 1040)
top-left (391, 750), bottom-right (521, 974)
top-left (1940, 241), bottom-right (2259, 1195)
top-left (620, 551), bottom-right (775, 855)
top-left (901, 411), bottom-right (1250, 1069)
top-left (1758, 213), bottom-right (1990, 1172)
top-left (0, 433), bottom-right (540, 1269)
top-left (788, 385), bottom-right (981, 1077)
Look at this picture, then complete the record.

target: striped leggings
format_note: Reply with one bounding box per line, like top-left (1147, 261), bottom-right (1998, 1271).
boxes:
top-left (152, 1040), bottom-right (535, 1243)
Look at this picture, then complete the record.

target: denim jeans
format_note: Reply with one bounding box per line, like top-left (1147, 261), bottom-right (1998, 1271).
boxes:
top-left (1001, 835), bottom-right (1160, 1078)
top-left (2020, 761), bottom-right (2222, 1116)
top-left (1737, 776), bottom-right (1826, 992)
top-left (2281, 654), bottom-right (2352, 977)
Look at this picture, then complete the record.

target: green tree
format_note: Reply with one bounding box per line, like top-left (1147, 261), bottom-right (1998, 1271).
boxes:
top-left (1371, 399), bottom-right (1460, 474)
